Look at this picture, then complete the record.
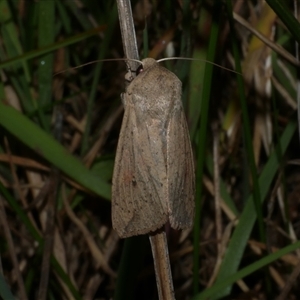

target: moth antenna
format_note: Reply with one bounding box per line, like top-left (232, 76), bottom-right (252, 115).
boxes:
top-left (157, 57), bottom-right (242, 75)
top-left (53, 58), bottom-right (143, 76)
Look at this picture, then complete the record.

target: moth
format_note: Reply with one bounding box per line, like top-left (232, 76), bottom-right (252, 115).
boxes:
top-left (112, 58), bottom-right (195, 238)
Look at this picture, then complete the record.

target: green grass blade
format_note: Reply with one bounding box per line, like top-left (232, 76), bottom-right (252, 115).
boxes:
top-left (193, 240), bottom-right (300, 299)
top-left (0, 273), bottom-right (16, 300)
top-left (266, 0), bottom-right (300, 43)
top-left (209, 119), bottom-right (296, 299)
top-left (0, 0), bottom-right (31, 80)
top-left (114, 236), bottom-right (148, 300)
top-left (0, 27), bottom-right (105, 71)
top-left (193, 3), bottom-right (221, 294)
top-left (188, 47), bottom-right (207, 139)
top-left (37, 0), bottom-right (55, 131)
top-left (206, 155), bottom-right (239, 217)
top-left (0, 181), bottom-right (42, 242)
top-left (226, 0), bottom-right (265, 243)
top-left (0, 104), bottom-right (111, 199)
top-left (0, 182), bottom-right (81, 299)
top-left (81, 3), bottom-right (118, 155)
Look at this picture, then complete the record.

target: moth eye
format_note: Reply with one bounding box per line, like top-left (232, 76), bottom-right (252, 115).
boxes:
top-left (136, 64), bottom-right (144, 76)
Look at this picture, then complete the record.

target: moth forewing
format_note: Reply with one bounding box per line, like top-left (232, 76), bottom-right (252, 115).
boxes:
top-left (112, 58), bottom-right (195, 238)
top-left (167, 103), bottom-right (195, 229)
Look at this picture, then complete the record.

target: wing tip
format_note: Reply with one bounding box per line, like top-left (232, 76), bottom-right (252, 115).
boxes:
top-left (169, 215), bottom-right (194, 231)
top-left (113, 217), bottom-right (168, 238)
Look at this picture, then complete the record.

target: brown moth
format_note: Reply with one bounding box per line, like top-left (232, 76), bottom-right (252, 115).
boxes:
top-left (112, 58), bottom-right (195, 238)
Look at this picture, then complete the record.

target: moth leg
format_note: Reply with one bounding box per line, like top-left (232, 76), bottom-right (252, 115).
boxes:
top-left (124, 59), bottom-right (136, 81)
top-left (120, 93), bottom-right (126, 105)
top-left (124, 71), bottom-right (134, 83)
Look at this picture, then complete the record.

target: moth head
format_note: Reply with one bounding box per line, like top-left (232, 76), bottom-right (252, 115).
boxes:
top-left (138, 58), bottom-right (157, 73)
top-left (136, 64), bottom-right (144, 76)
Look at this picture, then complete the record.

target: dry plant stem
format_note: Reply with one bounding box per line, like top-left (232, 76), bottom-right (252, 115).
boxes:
top-left (0, 154), bottom-right (49, 171)
top-left (149, 231), bottom-right (175, 300)
top-left (0, 255), bottom-right (3, 274)
top-left (207, 221), bottom-right (234, 287)
top-left (276, 261), bottom-right (300, 300)
top-left (0, 196), bottom-right (28, 300)
top-left (294, 0), bottom-right (300, 149)
top-left (84, 274), bottom-right (103, 300)
top-left (84, 105), bottom-right (124, 167)
top-left (116, 0), bottom-right (139, 72)
top-left (37, 171), bottom-right (59, 300)
top-left (26, 179), bottom-right (52, 212)
top-left (116, 1), bottom-right (175, 298)
top-left (233, 12), bottom-right (300, 67)
top-left (212, 124), bottom-right (222, 253)
top-left (271, 77), bottom-right (297, 110)
top-left (63, 189), bottom-right (115, 277)
top-left (4, 138), bottom-right (40, 235)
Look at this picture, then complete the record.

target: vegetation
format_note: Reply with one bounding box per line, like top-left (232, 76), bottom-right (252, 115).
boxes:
top-left (0, 0), bottom-right (299, 299)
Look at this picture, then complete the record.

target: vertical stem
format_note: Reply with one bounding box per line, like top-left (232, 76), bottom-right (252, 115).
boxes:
top-left (37, 173), bottom-right (58, 300)
top-left (149, 232), bottom-right (175, 300)
top-left (115, 2), bottom-right (176, 298)
top-left (116, 0), bottom-right (140, 71)
top-left (38, 111), bottom-right (62, 300)
top-left (0, 197), bottom-right (27, 300)
top-left (212, 123), bottom-right (222, 253)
